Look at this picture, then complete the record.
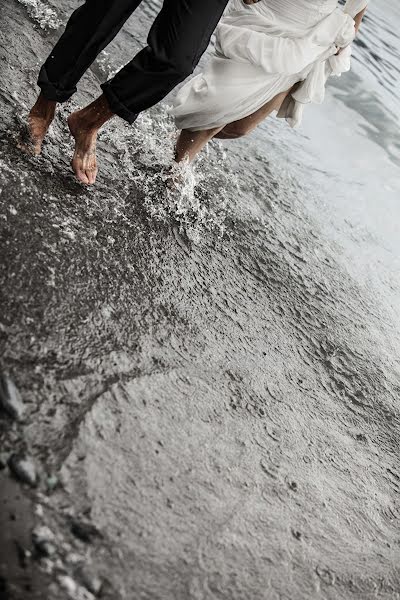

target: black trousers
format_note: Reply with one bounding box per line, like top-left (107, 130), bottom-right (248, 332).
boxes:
top-left (38, 0), bottom-right (229, 124)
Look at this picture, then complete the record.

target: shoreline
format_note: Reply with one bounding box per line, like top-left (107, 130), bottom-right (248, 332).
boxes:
top-left (1, 1), bottom-right (400, 598)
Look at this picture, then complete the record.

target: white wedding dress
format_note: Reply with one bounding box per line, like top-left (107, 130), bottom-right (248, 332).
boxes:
top-left (171, 0), bottom-right (368, 131)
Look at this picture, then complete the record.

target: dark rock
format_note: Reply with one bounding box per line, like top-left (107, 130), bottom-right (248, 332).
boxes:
top-left (0, 452), bottom-right (8, 470)
top-left (14, 540), bottom-right (29, 569)
top-left (291, 528), bottom-right (302, 540)
top-left (8, 454), bottom-right (38, 487)
top-left (70, 518), bottom-right (101, 543)
top-left (0, 374), bottom-right (25, 421)
top-left (0, 576), bottom-right (7, 595)
top-left (35, 539), bottom-right (56, 557)
top-left (95, 578), bottom-right (114, 599)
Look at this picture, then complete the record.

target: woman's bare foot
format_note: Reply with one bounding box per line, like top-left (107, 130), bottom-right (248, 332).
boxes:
top-left (67, 94), bottom-right (114, 186)
top-left (19, 94), bottom-right (57, 156)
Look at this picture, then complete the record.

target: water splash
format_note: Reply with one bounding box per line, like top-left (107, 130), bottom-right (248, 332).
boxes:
top-left (16, 0), bottom-right (61, 29)
top-left (99, 105), bottom-right (238, 241)
top-left (96, 51), bottom-right (126, 81)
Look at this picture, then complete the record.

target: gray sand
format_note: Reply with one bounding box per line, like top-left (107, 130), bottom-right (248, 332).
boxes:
top-left (1, 1), bottom-right (400, 599)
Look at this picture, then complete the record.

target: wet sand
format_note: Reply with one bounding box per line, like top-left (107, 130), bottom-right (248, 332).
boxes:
top-left (1, 1), bottom-right (400, 599)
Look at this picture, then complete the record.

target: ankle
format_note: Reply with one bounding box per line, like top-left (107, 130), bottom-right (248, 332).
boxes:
top-left (76, 112), bottom-right (102, 134)
top-left (71, 110), bottom-right (99, 135)
top-left (30, 93), bottom-right (57, 120)
top-left (75, 95), bottom-right (114, 131)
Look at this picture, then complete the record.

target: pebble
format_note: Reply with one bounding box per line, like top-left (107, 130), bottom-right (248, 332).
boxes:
top-left (35, 538), bottom-right (57, 557)
top-left (70, 518), bottom-right (101, 543)
top-left (46, 474), bottom-right (59, 491)
top-left (66, 552), bottom-right (84, 565)
top-left (8, 453), bottom-right (38, 487)
top-left (291, 528), bottom-right (302, 540)
top-left (32, 525), bottom-right (56, 557)
top-left (58, 575), bottom-right (77, 595)
top-left (0, 374), bottom-right (25, 421)
top-left (77, 566), bottom-right (103, 596)
top-left (0, 452), bottom-right (8, 470)
top-left (316, 565), bottom-right (335, 586)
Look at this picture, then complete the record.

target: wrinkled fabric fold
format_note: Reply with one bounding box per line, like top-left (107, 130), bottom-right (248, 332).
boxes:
top-left (344, 0), bottom-right (368, 18)
top-left (216, 9), bottom-right (354, 75)
top-left (172, 0), bottom-right (360, 132)
top-left (277, 19), bottom-right (354, 127)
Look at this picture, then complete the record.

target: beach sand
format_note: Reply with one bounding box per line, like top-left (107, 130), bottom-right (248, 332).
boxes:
top-left (1, 1), bottom-right (400, 598)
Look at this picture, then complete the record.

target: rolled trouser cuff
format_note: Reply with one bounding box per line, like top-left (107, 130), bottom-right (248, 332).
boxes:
top-left (37, 65), bottom-right (77, 102)
top-left (101, 81), bottom-right (139, 124)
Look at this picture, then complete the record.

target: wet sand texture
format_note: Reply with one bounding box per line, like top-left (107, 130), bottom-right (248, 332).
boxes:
top-left (1, 0), bottom-right (400, 599)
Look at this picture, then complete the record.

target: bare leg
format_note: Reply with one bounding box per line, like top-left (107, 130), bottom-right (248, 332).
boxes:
top-left (175, 87), bottom-right (295, 163)
top-left (67, 94), bottom-right (114, 185)
top-left (175, 126), bottom-right (224, 163)
top-left (19, 93), bottom-right (57, 156)
top-left (215, 88), bottom-right (291, 140)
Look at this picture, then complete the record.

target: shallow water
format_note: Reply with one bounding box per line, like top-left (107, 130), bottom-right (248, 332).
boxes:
top-left (1, 1), bottom-right (400, 599)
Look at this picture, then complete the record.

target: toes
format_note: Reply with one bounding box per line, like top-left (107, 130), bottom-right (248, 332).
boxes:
top-left (86, 168), bottom-right (97, 185)
top-left (31, 142), bottom-right (42, 157)
top-left (72, 160), bottom-right (90, 185)
top-left (17, 137), bottom-right (41, 157)
top-left (78, 171), bottom-right (90, 185)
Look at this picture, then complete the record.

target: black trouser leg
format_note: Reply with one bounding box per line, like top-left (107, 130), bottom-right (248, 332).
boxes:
top-left (101, 0), bottom-right (229, 123)
top-left (38, 0), bottom-right (142, 102)
top-left (38, 0), bottom-right (229, 124)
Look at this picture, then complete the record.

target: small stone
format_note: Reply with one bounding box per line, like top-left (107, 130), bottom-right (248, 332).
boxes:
top-left (15, 540), bottom-right (29, 568)
top-left (32, 525), bottom-right (54, 542)
top-left (8, 454), bottom-right (38, 487)
top-left (77, 566), bottom-right (103, 596)
top-left (316, 565), bottom-right (335, 586)
top-left (66, 552), bottom-right (83, 565)
top-left (70, 518), bottom-right (101, 543)
top-left (36, 539), bottom-right (56, 557)
top-left (0, 374), bottom-right (25, 421)
top-left (58, 575), bottom-right (77, 595)
top-left (0, 452), bottom-right (8, 470)
top-left (46, 474), bottom-right (59, 491)
top-left (32, 526), bottom-right (56, 557)
top-left (291, 528), bottom-right (302, 540)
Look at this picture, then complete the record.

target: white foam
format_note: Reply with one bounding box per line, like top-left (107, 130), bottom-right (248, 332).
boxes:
top-left (17, 0), bottom-right (61, 29)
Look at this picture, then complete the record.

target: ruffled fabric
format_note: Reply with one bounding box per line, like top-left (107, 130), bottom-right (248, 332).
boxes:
top-left (216, 5), bottom-right (355, 72)
top-left (172, 0), bottom-right (365, 131)
top-left (277, 11), bottom-right (355, 127)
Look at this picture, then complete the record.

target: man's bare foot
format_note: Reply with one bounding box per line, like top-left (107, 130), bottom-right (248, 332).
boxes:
top-left (19, 94), bottom-right (56, 156)
top-left (67, 95), bottom-right (114, 186)
top-left (67, 112), bottom-right (99, 185)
